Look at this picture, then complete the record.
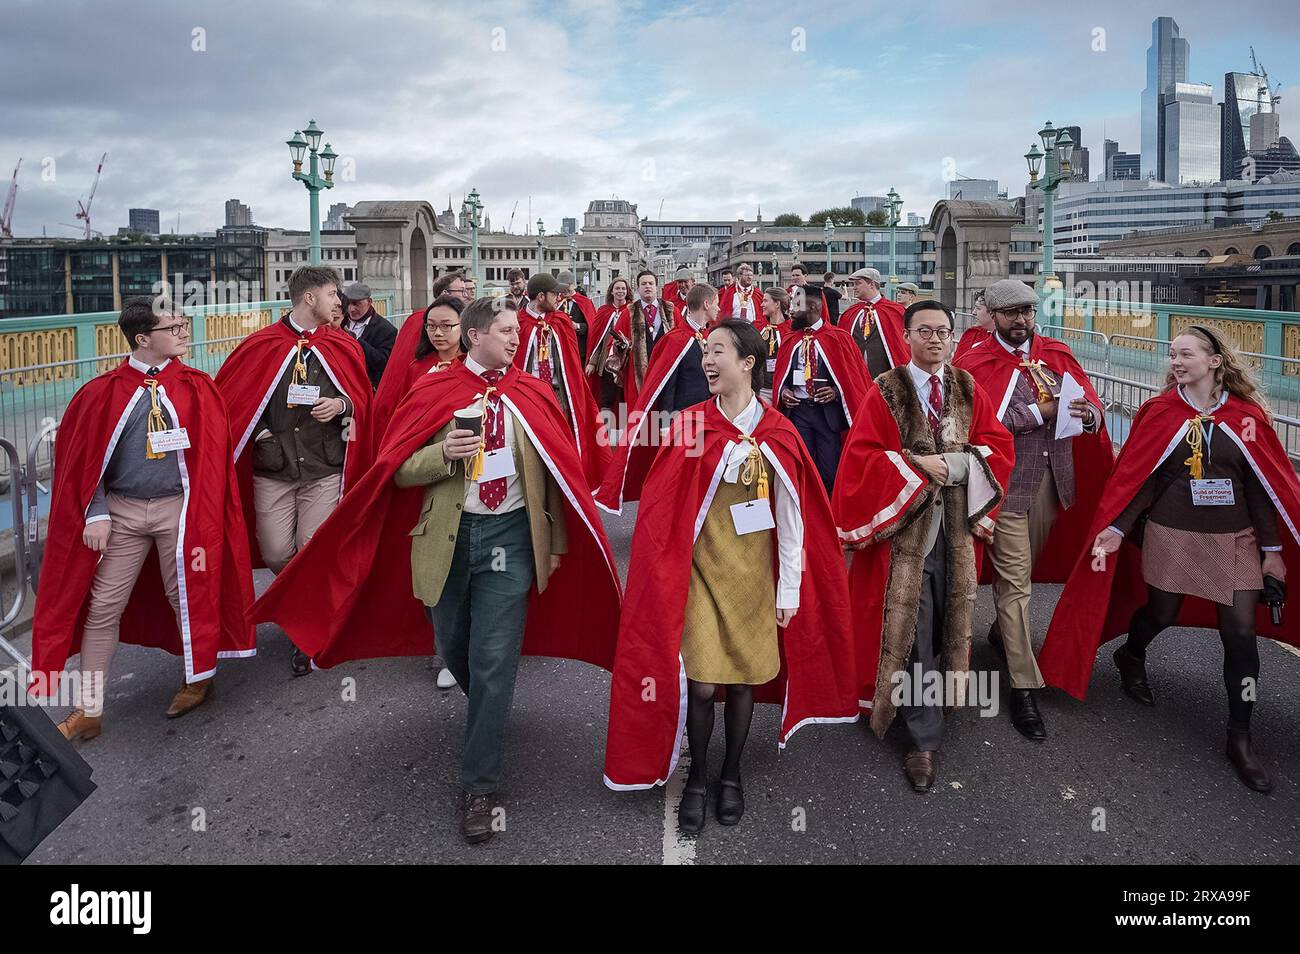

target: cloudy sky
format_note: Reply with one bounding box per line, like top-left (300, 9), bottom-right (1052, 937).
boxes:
top-left (2, 0), bottom-right (1297, 238)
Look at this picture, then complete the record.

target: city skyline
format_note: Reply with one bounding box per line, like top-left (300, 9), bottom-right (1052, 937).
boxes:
top-left (2, 0), bottom-right (1298, 239)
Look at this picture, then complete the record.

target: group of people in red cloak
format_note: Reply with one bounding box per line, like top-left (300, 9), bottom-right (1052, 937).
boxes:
top-left (30, 259), bottom-right (1298, 845)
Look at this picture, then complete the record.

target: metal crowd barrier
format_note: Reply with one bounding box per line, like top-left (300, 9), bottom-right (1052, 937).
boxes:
top-left (0, 425), bottom-right (54, 674)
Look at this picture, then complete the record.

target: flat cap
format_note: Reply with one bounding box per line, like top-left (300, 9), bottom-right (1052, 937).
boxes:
top-left (849, 267), bottom-right (883, 283)
top-left (527, 272), bottom-right (560, 297)
top-left (556, 270), bottom-right (576, 286)
top-left (897, 282), bottom-right (920, 293)
top-left (343, 281), bottom-right (372, 299)
top-left (984, 279), bottom-right (1037, 311)
top-left (674, 267), bottom-right (692, 280)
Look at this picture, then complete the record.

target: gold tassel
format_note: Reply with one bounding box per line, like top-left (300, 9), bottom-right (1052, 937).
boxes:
top-left (144, 379), bottom-right (167, 459)
top-left (861, 304), bottom-right (875, 338)
top-left (766, 328), bottom-right (777, 357)
top-left (738, 437), bottom-right (769, 500)
top-left (464, 386), bottom-right (497, 482)
top-left (1020, 359), bottom-right (1058, 404)
top-left (288, 339), bottom-right (309, 407)
top-left (1184, 415), bottom-right (1212, 480)
top-left (538, 324), bottom-right (551, 364)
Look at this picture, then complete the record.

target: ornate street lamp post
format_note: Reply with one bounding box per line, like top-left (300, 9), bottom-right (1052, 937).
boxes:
top-left (823, 218), bottom-right (835, 275)
top-left (536, 219), bottom-right (546, 275)
top-left (461, 188), bottom-right (483, 287)
top-left (1026, 121), bottom-right (1074, 311)
top-left (886, 187), bottom-right (902, 298)
top-left (286, 119), bottom-right (337, 265)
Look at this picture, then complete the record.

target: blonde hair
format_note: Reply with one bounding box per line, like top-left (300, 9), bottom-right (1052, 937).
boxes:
top-left (1164, 325), bottom-right (1271, 418)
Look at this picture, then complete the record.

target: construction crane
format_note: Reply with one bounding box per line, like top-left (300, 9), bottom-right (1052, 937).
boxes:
top-left (1, 158), bottom-right (19, 239)
top-left (507, 199), bottom-right (519, 232)
top-left (74, 152), bottom-right (107, 240)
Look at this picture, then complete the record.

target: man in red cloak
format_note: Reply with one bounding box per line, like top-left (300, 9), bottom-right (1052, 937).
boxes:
top-left (516, 272), bottom-right (609, 487)
top-left (30, 297), bottom-right (254, 739)
top-left (954, 291), bottom-right (994, 362)
top-left (954, 278), bottom-right (1113, 741)
top-left (770, 291), bottom-right (873, 493)
top-left (717, 262), bottom-right (764, 325)
top-left (556, 270), bottom-right (598, 362)
top-left (838, 267), bottom-right (909, 380)
top-left (662, 266), bottom-right (694, 320)
top-left (834, 300), bottom-right (1014, 792)
top-left (250, 297), bottom-right (621, 844)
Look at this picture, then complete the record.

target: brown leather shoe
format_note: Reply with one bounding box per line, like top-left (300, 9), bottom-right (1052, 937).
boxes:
top-left (56, 709), bottom-right (103, 742)
top-left (903, 750), bottom-right (938, 793)
top-left (1113, 645), bottom-right (1155, 705)
top-left (165, 679), bottom-right (212, 719)
top-left (1226, 728), bottom-right (1273, 793)
top-left (461, 792), bottom-right (498, 844)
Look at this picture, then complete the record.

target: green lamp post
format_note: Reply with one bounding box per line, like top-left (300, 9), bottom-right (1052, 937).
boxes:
top-left (462, 188), bottom-right (483, 286)
top-left (886, 187), bottom-right (902, 298)
top-left (286, 120), bottom-right (337, 265)
top-left (823, 217), bottom-right (835, 275)
top-left (1026, 121), bottom-right (1074, 312)
top-left (536, 219), bottom-right (546, 275)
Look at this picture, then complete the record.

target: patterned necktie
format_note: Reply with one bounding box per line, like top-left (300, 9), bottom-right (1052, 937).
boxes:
top-left (478, 369), bottom-right (508, 510)
top-left (928, 374), bottom-right (943, 442)
top-left (802, 333), bottom-right (819, 384)
top-left (645, 302), bottom-right (657, 334)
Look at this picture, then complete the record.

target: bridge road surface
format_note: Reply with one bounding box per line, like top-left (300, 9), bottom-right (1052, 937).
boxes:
top-left (21, 503), bottom-right (1300, 865)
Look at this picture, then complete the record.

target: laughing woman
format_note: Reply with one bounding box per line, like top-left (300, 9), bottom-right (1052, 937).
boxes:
top-left (603, 319), bottom-right (858, 834)
top-left (1040, 326), bottom-right (1300, 793)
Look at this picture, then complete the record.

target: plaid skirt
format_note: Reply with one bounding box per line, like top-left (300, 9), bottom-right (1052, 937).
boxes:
top-left (1141, 522), bottom-right (1264, 606)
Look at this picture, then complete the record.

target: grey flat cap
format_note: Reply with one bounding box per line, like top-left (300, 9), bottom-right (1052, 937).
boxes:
top-left (897, 282), bottom-right (920, 293)
top-left (674, 267), bottom-right (692, 280)
top-left (556, 270), bottom-right (576, 286)
top-left (343, 281), bottom-right (372, 299)
top-left (527, 273), bottom-right (560, 297)
top-left (849, 267), bottom-right (883, 283)
top-left (984, 279), bottom-right (1038, 311)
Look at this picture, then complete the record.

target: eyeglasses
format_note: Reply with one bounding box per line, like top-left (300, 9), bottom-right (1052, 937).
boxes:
top-left (910, 327), bottom-right (953, 340)
top-left (151, 320), bottom-right (191, 337)
top-left (426, 321), bottom-right (461, 332)
top-left (995, 306), bottom-right (1036, 321)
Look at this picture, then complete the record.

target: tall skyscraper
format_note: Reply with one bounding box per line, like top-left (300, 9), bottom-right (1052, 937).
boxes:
top-left (1060, 126), bottom-right (1090, 181)
top-left (224, 198), bottom-right (252, 227)
top-left (1103, 139), bottom-right (1119, 178)
top-left (1164, 83), bottom-right (1221, 185)
top-left (1141, 17), bottom-right (1189, 181)
top-left (1222, 69), bottom-right (1276, 181)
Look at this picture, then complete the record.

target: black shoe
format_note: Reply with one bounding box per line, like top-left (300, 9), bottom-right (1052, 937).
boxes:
top-left (1009, 688), bottom-right (1046, 741)
top-left (678, 784), bottom-right (707, 834)
top-left (461, 792), bottom-right (497, 844)
top-left (1226, 728), bottom-right (1273, 794)
top-left (1113, 645), bottom-right (1155, 705)
top-left (716, 778), bottom-right (745, 826)
top-left (289, 647), bottom-right (312, 678)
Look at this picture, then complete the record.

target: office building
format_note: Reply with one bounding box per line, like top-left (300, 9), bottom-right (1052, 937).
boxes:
top-left (1221, 69), bottom-right (1275, 181)
top-left (946, 179), bottom-right (1000, 202)
top-left (851, 195), bottom-right (889, 217)
top-left (1060, 127), bottom-right (1090, 181)
top-left (128, 208), bottom-right (160, 235)
top-left (324, 202), bottom-right (352, 231)
top-left (1163, 83), bottom-right (1220, 185)
top-left (1141, 16), bottom-right (1190, 181)
top-left (224, 199), bottom-right (252, 227)
top-left (560, 217), bottom-right (577, 236)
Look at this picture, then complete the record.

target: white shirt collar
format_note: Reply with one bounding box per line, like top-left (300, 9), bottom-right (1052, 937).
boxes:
top-left (525, 304), bottom-right (546, 320)
top-left (722, 393), bottom-right (761, 433)
top-left (803, 318), bottom-right (824, 332)
top-left (995, 332), bottom-right (1029, 355)
top-left (288, 313), bottom-right (321, 336)
top-left (867, 293), bottom-right (882, 305)
top-left (129, 355), bottom-right (171, 374)
top-left (1177, 385), bottom-right (1228, 414)
top-left (464, 355), bottom-right (508, 377)
top-left (686, 313), bottom-right (706, 332)
top-left (719, 394), bottom-right (763, 482)
top-left (346, 312), bottom-right (371, 328)
top-left (908, 361), bottom-right (944, 393)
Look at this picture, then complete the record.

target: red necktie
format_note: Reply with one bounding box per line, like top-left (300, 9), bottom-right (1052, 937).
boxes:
top-left (645, 302), bottom-right (657, 329)
top-left (803, 333), bottom-right (819, 383)
top-left (478, 369), bottom-right (508, 510)
top-left (928, 374), bottom-right (943, 442)
top-left (534, 321), bottom-right (553, 385)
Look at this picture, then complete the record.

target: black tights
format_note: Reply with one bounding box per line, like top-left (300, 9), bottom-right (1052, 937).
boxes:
top-left (1124, 585), bottom-right (1261, 730)
top-left (685, 680), bottom-right (754, 791)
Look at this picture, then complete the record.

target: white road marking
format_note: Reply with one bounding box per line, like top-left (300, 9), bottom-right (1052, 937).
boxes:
top-left (662, 746), bottom-right (696, 865)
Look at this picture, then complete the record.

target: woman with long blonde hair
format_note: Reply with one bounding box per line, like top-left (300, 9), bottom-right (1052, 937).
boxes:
top-left (1041, 324), bottom-right (1299, 793)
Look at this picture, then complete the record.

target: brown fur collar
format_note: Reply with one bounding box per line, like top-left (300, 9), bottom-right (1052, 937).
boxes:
top-left (628, 299), bottom-right (676, 389)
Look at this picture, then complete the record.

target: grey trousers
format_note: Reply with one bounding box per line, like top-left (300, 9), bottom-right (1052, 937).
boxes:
top-left (427, 508), bottom-right (535, 795)
top-left (900, 525), bottom-right (948, 752)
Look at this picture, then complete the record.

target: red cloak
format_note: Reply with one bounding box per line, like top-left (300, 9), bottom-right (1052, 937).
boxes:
top-left (955, 332), bottom-right (1115, 582)
top-left (662, 281), bottom-right (689, 320)
top-left (1038, 390), bottom-right (1300, 700)
top-left (833, 371), bottom-right (1014, 711)
top-left (954, 325), bottom-right (992, 362)
top-left (594, 323), bottom-right (705, 513)
top-left (213, 319), bottom-right (371, 568)
top-left (515, 308), bottom-right (610, 489)
top-left (586, 302), bottom-right (629, 399)
top-left (384, 309), bottom-right (426, 382)
top-left (770, 321), bottom-right (874, 429)
top-left (560, 293), bottom-right (598, 361)
top-left (30, 359), bottom-right (255, 693)
top-left (366, 351), bottom-right (458, 467)
top-left (838, 298), bottom-right (909, 370)
top-left (603, 398), bottom-right (860, 788)
top-left (249, 362), bottom-right (622, 670)
top-left (717, 284), bottom-right (765, 326)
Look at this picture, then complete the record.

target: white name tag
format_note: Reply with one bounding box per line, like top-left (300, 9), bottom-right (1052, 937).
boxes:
top-left (730, 499), bottom-right (776, 535)
top-left (477, 447), bottom-right (516, 482)
top-left (287, 383), bottom-right (321, 406)
top-left (766, 358), bottom-right (777, 373)
top-left (792, 369), bottom-right (806, 386)
top-left (147, 427), bottom-right (190, 453)
top-left (1190, 478), bottom-right (1235, 506)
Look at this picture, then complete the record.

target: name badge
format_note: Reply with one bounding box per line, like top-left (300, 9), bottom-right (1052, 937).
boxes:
top-left (287, 383), bottom-right (321, 406)
top-left (766, 358), bottom-right (777, 373)
top-left (146, 427), bottom-right (190, 454)
top-left (1190, 478), bottom-right (1235, 506)
top-left (792, 369), bottom-right (806, 386)
top-left (730, 499), bottom-right (776, 536)
top-left (478, 447), bottom-right (517, 482)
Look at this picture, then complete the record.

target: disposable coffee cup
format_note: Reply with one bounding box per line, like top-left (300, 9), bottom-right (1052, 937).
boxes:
top-left (453, 406), bottom-right (483, 437)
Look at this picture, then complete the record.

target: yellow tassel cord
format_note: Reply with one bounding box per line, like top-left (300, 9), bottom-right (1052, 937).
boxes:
top-left (860, 305), bottom-right (876, 338)
top-left (1019, 359), bottom-right (1058, 403)
top-left (738, 436), bottom-right (769, 500)
top-left (537, 324), bottom-right (551, 365)
top-left (464, 386), bottom-right (497, 482)
top-left (288, 339), bottom-right (309, 407)
top-left (765, 328), bottom-right (778, 357)
top-left (144, 379), bottom-right (168, 459)
top-left (1183, 414), bottom-right (1213, 480)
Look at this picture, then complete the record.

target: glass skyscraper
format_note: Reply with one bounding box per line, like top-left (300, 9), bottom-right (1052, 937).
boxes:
top-left (1221, 71), bottom-right (1274, 181)
top-left (1164, 83), bottom-right (1221, 185)
top-left (1141, 17), bottom-right (1189, 181)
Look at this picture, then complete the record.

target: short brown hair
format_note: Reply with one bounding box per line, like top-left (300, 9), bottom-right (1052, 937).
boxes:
top-left (461, 295), bottom-right (514, 348)
top-left (288, 265), bottom-right (340, 305)
top-left (432, 270), bottom-right (466, 298)
top-left (686, 282), bottom-right (717, 311)
top-left (506, 268), bottom-right (524, 281)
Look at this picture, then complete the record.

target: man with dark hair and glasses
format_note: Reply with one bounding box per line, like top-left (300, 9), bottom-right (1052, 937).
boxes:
top-left (833, 299), bottom-right (1014, 793)
top-left (32, 297), bottom-right (256, 739)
